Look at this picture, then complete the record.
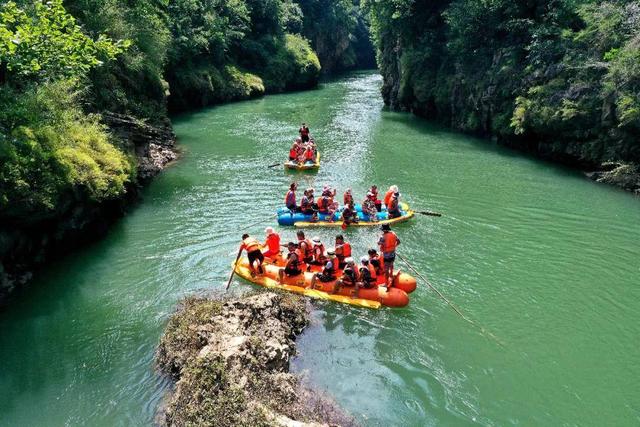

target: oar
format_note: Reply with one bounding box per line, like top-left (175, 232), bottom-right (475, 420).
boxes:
top-left (225, 248), bottom-right (243, 291)
top-left (267, 163), bottom-right (281, 168)
top-left (415, 210), bottom-right (442, 217)
top-left (396, 253), bottom-right (504, 346)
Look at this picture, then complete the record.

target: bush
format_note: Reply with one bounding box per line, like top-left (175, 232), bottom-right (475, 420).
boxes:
top-left (0, 81), bottom-right (134, 219)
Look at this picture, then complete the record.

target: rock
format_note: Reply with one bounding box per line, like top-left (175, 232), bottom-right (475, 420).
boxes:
top-left (585, 162), bottom-right (640, 193)
top-left (156, 292), bottom-right (354, 427)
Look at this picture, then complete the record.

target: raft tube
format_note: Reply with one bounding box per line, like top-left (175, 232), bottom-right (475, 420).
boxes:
top-left (276, 202), bottom-right (414, 227)
top-left (284, 152), bottom-right (320, 171)
top-left (233, 258), bottom-right (410, 308)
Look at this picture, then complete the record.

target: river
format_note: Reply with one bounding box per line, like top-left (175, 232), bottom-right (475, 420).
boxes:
top-left (1, 71), bottom-right (639, 426)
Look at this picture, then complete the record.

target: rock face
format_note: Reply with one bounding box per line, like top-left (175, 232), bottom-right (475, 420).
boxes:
top-left (585, 162), bottom-right (640, 195)
top-left (102, 112), bottom-right (178, 180)
top-left (156, 292), bottom-right (353, 427)
top-left (0, 113), bottom-right (178, 304)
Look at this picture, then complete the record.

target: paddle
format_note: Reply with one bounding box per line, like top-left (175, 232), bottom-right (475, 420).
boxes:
top-left (225, 248), bottom-right (243, 291)
top-left (415, 210), bottom-right (442, 217)
top-left (267, 163), bottom-right (281, 168)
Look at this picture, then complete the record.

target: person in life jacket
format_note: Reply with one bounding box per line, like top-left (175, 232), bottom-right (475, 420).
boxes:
top-left (289, 143), bottom-right (298, 161)
top-left (343, 188), bottom-right (354, 206)
top-left (310, 236), bottom-right (326, 265)
top-left (278, 242), bottom-right (303, 283)
top-left (370, 185), bottom-right (382, 211)
top-left (362, 192), bottom-right (378, 222)
top-left (285, 182), bottom-right (299, 212)
top-left (296, 230), bottom-right (314, 271)
top-left (240, 233), bottom-right (264, 277)
top-left (368, 248), bottom-right (386, 286)
top-left (299, 123), bottom-right (310, 142)
top-left (262, 227), bottom-right (281, 261)
top-left (332, 257), bottom-right (359, 294)
top-left (303, 145), bottom-right (315, 164)
top-left (300, 189), bottom-right (315, 215)
top-left (354, 256), bottom-right (376, 297)
top-left (341, 201), bottom-right (359, 225)
top-left (334, 234), bottom-right (352, 269)
top-left (378, 224), bottom-right (401, 286)
top-left (384, 185), bottom-right (399, 209)
top-left (387, 192), bottom-right (402, 219)
top-left (309, 248), bottom-right (337, 289)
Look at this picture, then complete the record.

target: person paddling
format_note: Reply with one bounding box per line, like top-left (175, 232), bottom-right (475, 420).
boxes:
top-left (262, 227), bottom-right (281, 262)
top-left (240, 233), bottom-right (264, 277)
top-left (378, 224), bottom-right (400, 286)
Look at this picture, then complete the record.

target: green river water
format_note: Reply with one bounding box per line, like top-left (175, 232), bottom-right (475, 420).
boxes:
top-left (1, 72), bottom-right (639, 426)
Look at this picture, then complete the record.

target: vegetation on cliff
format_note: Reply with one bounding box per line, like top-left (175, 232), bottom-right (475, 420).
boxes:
top-left (366, 0), bottom-right (640, 168)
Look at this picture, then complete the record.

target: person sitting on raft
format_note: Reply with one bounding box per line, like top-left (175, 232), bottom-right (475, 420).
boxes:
top-left (289, 141), bottom-right (300, 162)
top-left (384, 185), bottom-right (399, 209)
top-left (370, 185), bottom-right (382, 211)
top-left (317, 187), bottom-right (337, 222)
top-left (334, 235), bottom-right (352, 269)
top-left (378, 224), bottom-right (400, 286)
top-left (285, 182), bottom-right (299, 212)
top-left (387, 192), bottom-right (402, 219)
top-left (311, 236), bottom-right (326, 265)
top-left (368, 248), bottom-right (385, 285)
top-left (301, 145), bottom-right (315, 164)
top-left (299, 122), bottom-right (310, 143)
top-left (355, 256), bottom-right (376, 297)
top-left (332, 257), bottom-right (358, 294)
top-left (240, 233), bottom-right (264, 277)
top-left (262, 227), bottom-right (281, 262)
top-left (300, 189), bottom-right (315, 215)
top-left (362, 192), bottom-right (378, 222)
top-left (278, 242), bottom-right (303, 283)
top-left (341, 201), bottom-right (359, 225)
top-left (309, 249), bottom-right (336, 289)
top-left (296, 230), bottom-right (314, 271)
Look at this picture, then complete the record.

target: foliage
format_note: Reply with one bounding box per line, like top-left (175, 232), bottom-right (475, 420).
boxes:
top-left (367, 0), bottom-right (640, 165)
top-left (0, 80), bottom-right (133, 218)
top-left (0, 0), bottom-right (128, 84)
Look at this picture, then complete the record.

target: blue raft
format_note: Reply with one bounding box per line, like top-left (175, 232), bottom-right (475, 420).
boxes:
top-left (276, 203), bottom-right (414, 227)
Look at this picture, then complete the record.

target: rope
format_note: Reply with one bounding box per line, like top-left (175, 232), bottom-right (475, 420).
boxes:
top-left (397, 253), bottom-right (504, 347)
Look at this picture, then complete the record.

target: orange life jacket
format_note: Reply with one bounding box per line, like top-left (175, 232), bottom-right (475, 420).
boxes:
top-left (317, 196), bottom-right (327, 212)
top-left (380, 232), bottom-right (398, 253)
top-left (299, 239), bottom-right (313, 258)
top-left (383, 190), bottom-right (394, 208)
top-left (265, 234), bottom-right (280, 252)
top-left (335, 242), bottom-right (351, 260)
top-left (242, 237), bottom-right (261, 253)
top-left (368, 263), bottom-right (377, 280)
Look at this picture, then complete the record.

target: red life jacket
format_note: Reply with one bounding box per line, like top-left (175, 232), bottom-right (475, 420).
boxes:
top-left (384, 190), bottom-right (394, 208)
top-left (304, 149), bottom-right (314, 160)
top-left (265, 234), bottom-right (280, 253)
top-left (335, 242), bottom-right (351, 260)
top-left (289, 148), bottom-right (297, 158)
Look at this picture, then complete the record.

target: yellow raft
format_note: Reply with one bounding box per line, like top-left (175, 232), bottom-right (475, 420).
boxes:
top-left (233, 258), bottom-right (382, 309)
top-left (284, 152), bottom-right (320, 171)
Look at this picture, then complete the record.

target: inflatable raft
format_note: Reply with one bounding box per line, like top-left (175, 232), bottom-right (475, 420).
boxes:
top-left (233, 257), bottom-right (416, 308)
top-left (277, 202), bottom-right (414, 227)
top-left (284, 152), bottom-right (320, 171)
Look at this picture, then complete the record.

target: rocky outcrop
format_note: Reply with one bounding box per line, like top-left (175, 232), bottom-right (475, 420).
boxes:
top-left (585, 162), bottom-right (640, 194)
top-left (156, 292), bottom-right (353, 427)
top-left (103, 112), bottom-right (178, 180)
top-left (0, 113), bottom-right (178, 304)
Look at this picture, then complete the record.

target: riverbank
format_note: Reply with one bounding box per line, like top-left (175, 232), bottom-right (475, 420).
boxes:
top-left (156, 292), bottom-right (353, 426)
